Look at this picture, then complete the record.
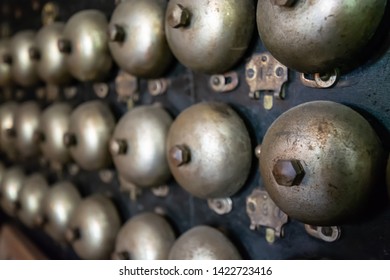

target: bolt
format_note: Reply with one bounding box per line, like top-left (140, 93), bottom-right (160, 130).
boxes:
top-left (248, 201), bottom-right (256, 212)
top-left (35, 215), bottom-right (47, 227)
top-left (110, 139), bottom-right (128, 155)
top-left (28, 47), bottom-right (41, 60)
top-left (272, 159), bottom-right (305, 186)
top-left (63, 132), bottom-right (77, 147)
top-left (169, 145), bottom-right (190, 167)
top-left (58, 39), bottom-right (72, 54)
top-left (6, 128), bottom-right (16, 138)
top-left (271, 0), bottom-right (296, 7)
top-left (108, 24), bottom-right (126, 42)
top-left (255, 145), bottom-right (262, 159)
top-left (65, 228), bottom-right (81, 243)
top-left (168, 4), bottom-right (191, 28)
top-left (2, 53), bottom-right (12, 64)
top-left (33, 131), bottom-right (45, 143)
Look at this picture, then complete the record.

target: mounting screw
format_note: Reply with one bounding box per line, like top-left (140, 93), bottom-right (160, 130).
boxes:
top-left (168, 4), bottom-right (191, 28)
top-left (63, 132), bottom-right (77, 148)
top-left (110, 139), bottom-right (128, 155)
top-left (58, 39), bottom-right (72, 54)
top-left (271, 0), bottom-right (296, 7)
top-left (272, 159), bottom-right (305, 186)
top-left (108, 24), bottom-right (125, 42)
top-left (169, 145), bottom-right (190, 167)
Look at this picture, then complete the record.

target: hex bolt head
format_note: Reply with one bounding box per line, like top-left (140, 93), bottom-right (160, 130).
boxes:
top-left (63, 132), bottom-right (77, 148)
top-left (272, 159), bottom-right (305, 186)
top-left (108, 24), bottom-right (126, 42)
top-left (65, 228), bottom-right (81, 243)
top-left (33, 130), bottom-right (45, 143)
top-left (169, 145), bottom-right (191, 167)
top-left (110, 139), bottom-right (128, 156)
top-left (58, 39), bottom-right (72, 54)
top-left (168, 4), bottom-right (191, 28)
top-left (2, 53), bottom-right (12, 64)
top-left (271, 0), bottom-right (296, 6)
top-left (28, 47), bottom-right (41, 60)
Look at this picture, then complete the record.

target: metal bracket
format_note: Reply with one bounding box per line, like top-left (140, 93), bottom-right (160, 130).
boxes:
top-left (209, 71), bottom-right (239, 93)
top-left (115, 70), bottom-right (139, 104)
top-left (246, 188), bottom-right (288, 243)
top-left (304, 224), bottom-right (341, 243)
top-left (300, 68), bottom-right (340, 88)
top-left (246, 53), bottom-right (288, 110)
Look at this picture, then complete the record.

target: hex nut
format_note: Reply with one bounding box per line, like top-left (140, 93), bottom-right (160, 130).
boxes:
top-left (272, 159), bottom-right (305, 186)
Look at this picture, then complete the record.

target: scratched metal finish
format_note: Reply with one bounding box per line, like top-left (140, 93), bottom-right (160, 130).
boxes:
top-left (0, 0), bottom-right (389, 260)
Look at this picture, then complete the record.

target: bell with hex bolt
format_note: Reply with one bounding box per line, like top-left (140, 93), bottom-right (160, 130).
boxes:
top-left (113, 212), bottom-right (175, 260)
top-left (59, 10), bottom-right (112, 81)
top-left (65, 101), bottom-right (115, 171)
top-left (256, 0), bottom-right (387, 74)
top-left (0, 102), bottom-right (18, 160)
top-left (108, 0), bottom-right (173, 78)
top-left (38, 181), bottom-right (81, 243)
top-left (66, 194), bottom-right (121, 260)
top-left (10, 30), bottom-right (40, 87)
top-left (32, 22), bottom-right (72, 85)
top-left (0, 39), bottom-right (12, 87)
top-left (18, 174), bottom-right (49, 228)
top-left (259, 101), bottom-right (384, 225)
top-left (165, 0), bottom-right (255, 74)
top-left (0, 167), bottom-right (25, 217)
top-left (169, 226), bottom-right (241, 260)
top-left (166, 102), bottom-right (252, 199)
top-left (110, 105), bottom-right (172, 189)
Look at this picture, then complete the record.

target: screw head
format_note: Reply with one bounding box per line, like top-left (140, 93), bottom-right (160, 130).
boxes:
top-left (58, 39), bottom-right (72, 54)
top-left (271, 0), bottom-right (296, 7)
top-left (168, 4), bottom-right (191, 28)
top-left (110, 139), bottom-right (128, 155)
top-left (169, 145), bottom-right (190, 167)
top-left (108, 24), bottom-right (125, 42)
top-left (272, 159), bottom-right (305, 186)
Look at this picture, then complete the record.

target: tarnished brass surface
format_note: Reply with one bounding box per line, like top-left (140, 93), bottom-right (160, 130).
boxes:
top-left (18, 173), bottom-right (48, 228)
top-left (10, 30), bottom-right (39, 87)
top-left (166, 102), bottom-right (252, 199)
top-left (109, 0), bottom-right (173, 78)
top-left (259, 101), bottom-right (384, 225)
top-left (34, 22), bottom-right (71, 85)
top-left (14, 101), bottom-right (41, 158)
top-left (66, 101), bottom-right (115, 171)
top-left (169, 226), bottom-right (241, 260)
top-left (39, 102), bottom-right (72, 165)
top-left (111, 105), bottom-right (172, 188)
top-left (67, 194), bottom-right (121, 260)
top-left (61, 10), bottom-right (112, 81)
top-left (41, 181), bottom-right (81, 243)
top-left (165, 0), bottom-right (255, 74)
top-left (0, 39), bottom-right (12, 87)
top-left (257, 0), bottom-right (387, 73)
top-left (0, 167), bottom-right (25, 217)
top-left (113, 212), bottom-right (175, 260)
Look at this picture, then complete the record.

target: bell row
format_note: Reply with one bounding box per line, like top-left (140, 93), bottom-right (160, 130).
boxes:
top-left (0, 167), bottom-right (241, 260)
top-left (0, 99), bottom-right (389, 226)
top-left (0, 0), bottom-right (387, 87)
